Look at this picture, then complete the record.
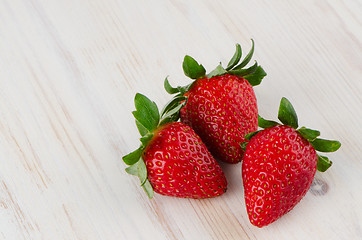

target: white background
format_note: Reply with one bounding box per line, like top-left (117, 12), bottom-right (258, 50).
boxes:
top-left (0, 0), bottom-right (361, 239)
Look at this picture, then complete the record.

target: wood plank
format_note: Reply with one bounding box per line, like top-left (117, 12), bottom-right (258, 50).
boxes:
top-left (0, 0), bottom-right (361, 239)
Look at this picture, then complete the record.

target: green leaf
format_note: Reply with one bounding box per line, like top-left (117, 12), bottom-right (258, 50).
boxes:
top-left (245, 130), bottom-right (261, 140)
top-left (138, 159), bottom-right (148, 186)
top-left (142, 180), bottom-right (154, 199)
top-left (207, 64), bottom-right (227, 78)
top-left (226, 43), bottom-right (242, 70)
top-left (297, 127), bottom-right (320, 141)
top-left (317, 155), bottom-right (333, 172)
top-left (160, 96), bottom-right (186, 117)
top-left (123, 147), bottom-right (143, 165)
top-left (164, 76), bottom-right (179, 94)
top-left (177, 82), bottom-right (194, 95)
top-left (233, 39), bottom-right (254, 70)
top-left (183, 55), bottom-right (206, 79)
top-left (125, 163), bottom-right (139, 176)
top-left (159, 101), bottom-right (186, 125)
top-left (135, 119), bottom-right (148, 137)
top-left (159, 112), bottom-right (179, 126)
top-left (311, 138), bottom-right (341, 153)
top-left (278, 97), bottom-right (298, 129)
top-left (258, 115), bottom-right (279, 129)
top-left (229, 61), bottom-right (258, 77)
top-left (132, 93), bottom-right (160, 132)
top-left (125, 159), bottom-right (154, 198)
top-left (240, 141), bottom-right (248, 151)
top-left (244, 66), bottom-right (267, 86)
top-left (140, 133), bottom-right (154, 147)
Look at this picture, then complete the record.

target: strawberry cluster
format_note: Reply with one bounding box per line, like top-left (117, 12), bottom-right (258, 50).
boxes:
top-left (122, 41), bottom-right (341, 227)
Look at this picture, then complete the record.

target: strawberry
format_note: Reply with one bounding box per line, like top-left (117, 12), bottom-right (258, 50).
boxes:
top-left (180, 74), bottom-right (258, 164)
top-left (122, 93), bottom-right (227, 199)
top-left (143, 121), bottom-right (227, 198)
top-left (164, 40), bottom-right (267, 163)
top-left (241, 97), bottom-right (341, 227)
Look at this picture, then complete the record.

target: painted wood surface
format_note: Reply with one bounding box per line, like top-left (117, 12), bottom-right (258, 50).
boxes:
top-left (0, 0), bottom-right (361, 239)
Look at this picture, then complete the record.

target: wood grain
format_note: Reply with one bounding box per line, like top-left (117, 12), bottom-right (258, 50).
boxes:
top-left (0, 0), bottom-right (361, 239)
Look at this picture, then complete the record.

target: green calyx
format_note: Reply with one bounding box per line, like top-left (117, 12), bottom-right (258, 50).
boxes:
top-left (214, 39), bottom-right (267, 86)
top-left (168, 40), bottom-right (267, 97)
top-left (183, 55), bottom-right (206, 80)
top-left (122, 93), bottom-right (186, 199)
top-left (163, 41), bottom-right (267, 115)
top-left (246, 97), bottom-right (341, 172)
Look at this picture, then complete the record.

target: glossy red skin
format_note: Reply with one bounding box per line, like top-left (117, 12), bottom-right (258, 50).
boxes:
top-left (180, 74), bottom-right (258, 164)
top-left (242, 125), bottom-right (317, 227)
top-left (143, 122), bottom-right (227, 199)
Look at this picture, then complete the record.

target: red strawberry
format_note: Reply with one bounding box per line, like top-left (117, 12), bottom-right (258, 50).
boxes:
top-left (242, 97), bottom-right (341, 227)
top-left (164, 40), bottom-right (266, 163)
top-left (180, 74), bottom-right (258, 164)
top-left (123, 93), bottom-right (227, 199)
top-left (143, 122), bottom-right (227, 198)
top-left (243, 125), bottom-right (317, 227)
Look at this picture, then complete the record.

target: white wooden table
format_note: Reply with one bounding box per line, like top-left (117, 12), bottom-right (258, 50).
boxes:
top-left (1, 0), bottom-right (361, 239)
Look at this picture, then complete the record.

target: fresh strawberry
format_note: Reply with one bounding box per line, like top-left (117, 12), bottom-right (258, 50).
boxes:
top-left (122, 93), bottom-right (227, 199)
top-left (143, 121), bottom-right (227, 198)
top-left (164, 40), bottom-right (267, 163)
top-left (180, 74), bottom-right (258, 164)
top-left (242, 97), bottom-right (341, 227)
